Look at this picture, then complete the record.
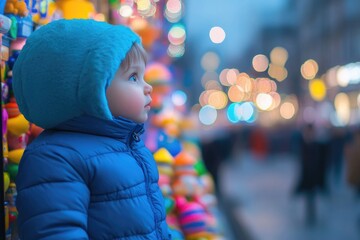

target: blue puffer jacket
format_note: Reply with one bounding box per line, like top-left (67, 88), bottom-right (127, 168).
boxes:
top-left (16, 115), bottom-right (170, 239)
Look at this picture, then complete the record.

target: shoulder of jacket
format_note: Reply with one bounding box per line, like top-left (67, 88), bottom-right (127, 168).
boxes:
top-left (29, 130), bottom-right (129, 158)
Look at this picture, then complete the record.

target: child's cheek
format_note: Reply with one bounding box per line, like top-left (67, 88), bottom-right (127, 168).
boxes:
top-left (126, 96), bottom-right (144, 112)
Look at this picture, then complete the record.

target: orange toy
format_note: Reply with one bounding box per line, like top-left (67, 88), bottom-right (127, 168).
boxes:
top-left (5, 0), bottom-right (29, 17)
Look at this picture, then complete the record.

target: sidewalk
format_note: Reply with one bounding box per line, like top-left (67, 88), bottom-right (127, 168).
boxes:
top-left (219, 151), bottom-right (360, 240)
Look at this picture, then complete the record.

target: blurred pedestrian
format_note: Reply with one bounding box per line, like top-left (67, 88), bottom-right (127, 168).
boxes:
top-left (293, 123), bottom-right (329, 226)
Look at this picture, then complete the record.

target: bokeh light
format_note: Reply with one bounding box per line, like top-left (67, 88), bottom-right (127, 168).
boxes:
top-left (171, 90), bottom-right (187, 106)
top-left (227, 102), bottom-right (255, 124)
top-left (334, 92), bottom-right (350, 126)
top-left (168, 25), bottom-right (186, 46)
top-left (252, 54), bottom-right (269, 72)
top-left (119, 5), bottom-right (133, 17)
top-left (228, 85), bottom-right (245, 102)
top-left (209, 26), bottom-right (226, 44)
top-left (309, 78), bottom-right (326, 101)
top-left (336, 63), bottom-right (360, 87)
top-left (166, 0), bottom-right (182, 14)
top-left (199, 105), bottom-right (217, 125)
top-left (208, 90), bottom-right (228, 109)
top-left (301, 59), bottom-right (319, 80)
top-left (256, 93), bottom-right (273, 111)
top-left (270, 47), bottom-right (288, 66)
top-left (137, 0), bottom-right (151, 11)
top-left (280, 102), bottom-right (295, 120)
top-left (284, 94), bottom-right (299, 114)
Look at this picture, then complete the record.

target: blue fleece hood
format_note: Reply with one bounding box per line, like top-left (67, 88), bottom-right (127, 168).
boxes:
top-left (13, 19), bottom-right (141, 129)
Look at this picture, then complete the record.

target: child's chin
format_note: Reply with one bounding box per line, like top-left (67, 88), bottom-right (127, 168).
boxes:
top-left (135, 115), bottom-right (148, 123)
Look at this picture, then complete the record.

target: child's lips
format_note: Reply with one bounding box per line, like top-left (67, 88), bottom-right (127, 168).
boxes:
top-left (145, 98), bottom-right (152, 108)
top-left (145, 101), bottom-right (152, 109)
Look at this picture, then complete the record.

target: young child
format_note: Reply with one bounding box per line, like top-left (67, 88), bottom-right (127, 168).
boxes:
top-left (12, 19), bottom-right (171, 239)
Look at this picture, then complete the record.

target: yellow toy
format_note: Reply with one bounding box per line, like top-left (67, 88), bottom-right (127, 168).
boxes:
top-left (8, 148), bottom-right (24, 164)
top-left (7, 113), bottom-right (30, 136)
top-left (4, 172), bottom-right (10, 193)
top-left (154, 148), bottom-right (174, 177)
top-left (56, 0), bottom-right (95, 19)
top-left (32, 1), bottom-right (58, 25)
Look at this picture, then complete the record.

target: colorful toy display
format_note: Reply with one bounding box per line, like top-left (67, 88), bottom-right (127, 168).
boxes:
top-left (1, 2), bottom-right (51, 238)
top-left (150, 119), bottom-right (224, 238)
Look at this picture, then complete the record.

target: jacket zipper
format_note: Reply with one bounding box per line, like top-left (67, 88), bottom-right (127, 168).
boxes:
top-left (128, 127), bottom-right (161, 239)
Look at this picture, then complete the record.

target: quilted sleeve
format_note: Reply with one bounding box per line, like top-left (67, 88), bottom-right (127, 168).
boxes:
top-left (15, 144), bottom-right (90, 240)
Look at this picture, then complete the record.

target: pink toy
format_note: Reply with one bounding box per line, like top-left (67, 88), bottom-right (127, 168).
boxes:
top-left (175, 196), bottom-right (207, 236)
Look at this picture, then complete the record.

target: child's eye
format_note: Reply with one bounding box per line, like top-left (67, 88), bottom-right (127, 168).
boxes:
top-left (129, 73), bottom-right (138, 82)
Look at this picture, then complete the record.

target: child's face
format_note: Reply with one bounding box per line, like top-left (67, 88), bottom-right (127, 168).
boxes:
top-left (106, 60), bottom-right (152, 123)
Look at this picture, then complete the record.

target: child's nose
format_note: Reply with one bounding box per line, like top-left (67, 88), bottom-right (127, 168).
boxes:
top-left (144, 82), bottom-right (153, 94)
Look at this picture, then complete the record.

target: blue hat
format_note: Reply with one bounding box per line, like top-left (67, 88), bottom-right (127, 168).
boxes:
top-left (13, 19), bottom-right (141, 129)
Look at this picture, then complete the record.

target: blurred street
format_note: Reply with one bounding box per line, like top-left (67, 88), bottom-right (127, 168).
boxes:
top-left (219, 151), bottom-right (360, 240)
